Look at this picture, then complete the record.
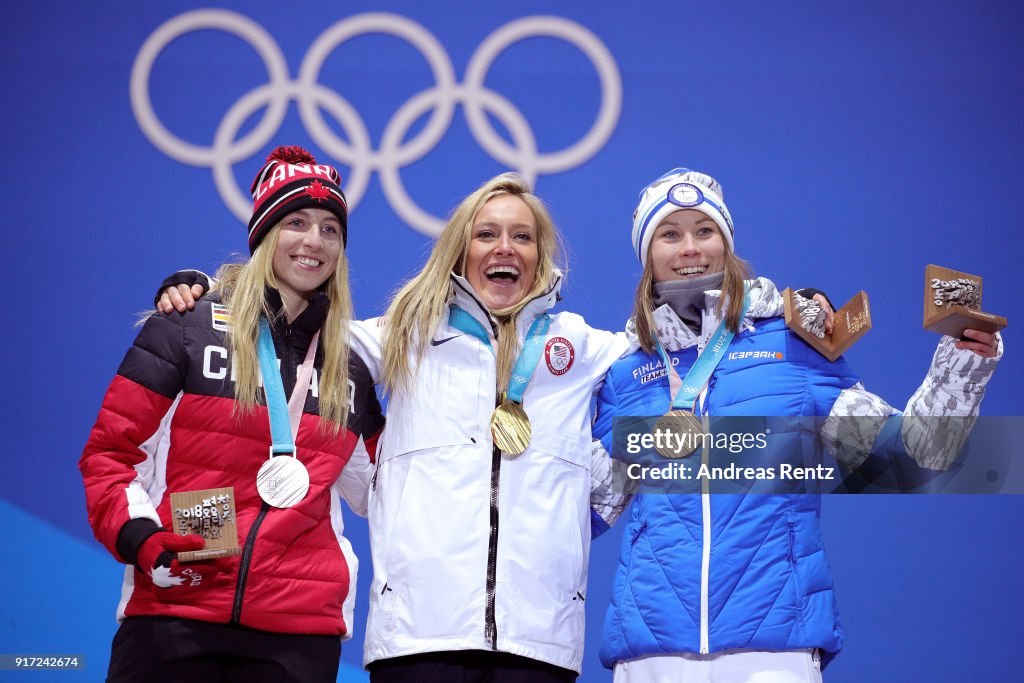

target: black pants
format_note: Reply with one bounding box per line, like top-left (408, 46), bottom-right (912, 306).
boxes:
top-left (107, 616), bottom-right (341, 683)
top-left (368, 650), bottom-right (578, 683)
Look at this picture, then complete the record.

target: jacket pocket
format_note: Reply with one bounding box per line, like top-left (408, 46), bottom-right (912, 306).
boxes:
top-left (785, 519), bottom-right (808, 636)
top-left (544, 435), bottom-right (591, 470)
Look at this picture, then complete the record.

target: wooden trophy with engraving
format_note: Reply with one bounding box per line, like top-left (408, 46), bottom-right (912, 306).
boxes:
top-left (783, 288), bottom-right (872, 362)
top-left (170, 487), bottom-right (242, 562)
top-left (923, 265), bottom-right (1006, 338)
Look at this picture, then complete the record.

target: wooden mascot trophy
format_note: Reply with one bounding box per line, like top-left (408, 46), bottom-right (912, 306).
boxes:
top-left (783, 289), bottom-right (872, 362)
top-left (922, 264), bottom-right (1006, 338)
top-left (170, 487), bottom-right (242, 561)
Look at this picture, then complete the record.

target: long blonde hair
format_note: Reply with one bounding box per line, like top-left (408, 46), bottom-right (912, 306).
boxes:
top-left (381, 172), bottom-right (564, 395)
top-left (631, 238), bottom-right (751, 354)
top-left (212, 226), bottom-right (354, 431)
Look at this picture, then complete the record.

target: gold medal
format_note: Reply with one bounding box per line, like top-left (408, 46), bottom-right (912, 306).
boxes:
top-left (491, 399), bottom-right (531, 457)
top-left (653, 409), bottom-right (704, 459)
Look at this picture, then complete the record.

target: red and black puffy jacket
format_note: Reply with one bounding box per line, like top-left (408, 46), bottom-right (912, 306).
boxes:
top-left (80, 290), bottom-right (382, 636)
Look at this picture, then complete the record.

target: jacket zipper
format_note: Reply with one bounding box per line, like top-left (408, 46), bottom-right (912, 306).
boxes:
top-left (231, 317), bottom-right (288, 622)
top-left (231, 305), bottom-right (312, 622)
top-left (484, 429), bottom-right (501, 649)
top-left (699, 463), bottom-right (711, 654)
top-left (231, 502), bottom-right (269, 623)
top-left (698, 397), bottom-right (712, 654)
top-left (452, 277), bottom-right (557, 650)
top-left (454, 278), bottom-right (502, 647)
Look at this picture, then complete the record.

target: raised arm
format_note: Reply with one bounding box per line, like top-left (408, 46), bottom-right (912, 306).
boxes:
top-left (821, 331), bottom-right (1002, 481)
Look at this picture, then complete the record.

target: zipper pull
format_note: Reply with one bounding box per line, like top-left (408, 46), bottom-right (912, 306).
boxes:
top-left (485, 622), bottom-right (496, 649)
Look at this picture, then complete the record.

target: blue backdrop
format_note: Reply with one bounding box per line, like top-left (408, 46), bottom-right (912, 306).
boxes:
top-left (2, 1), bottom-right (1022, 680)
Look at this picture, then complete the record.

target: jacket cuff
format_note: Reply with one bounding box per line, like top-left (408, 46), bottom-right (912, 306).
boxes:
top-left (116, 518), bottom-right (164, 570)
top-left (932, 333), bottom-right (1002, 396)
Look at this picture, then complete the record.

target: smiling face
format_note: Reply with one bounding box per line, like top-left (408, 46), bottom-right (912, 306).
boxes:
top-left (464, 194), bottom-right (540, 311)
top-left (271, 207), bottom-right (342, 310)
top-left (648, 209), bottom-right (726, 283)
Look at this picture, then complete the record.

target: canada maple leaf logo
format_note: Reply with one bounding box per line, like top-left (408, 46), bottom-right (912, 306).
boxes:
top-left (150, 565), bottom-right (185, 588)
top-left (305, 180), bottom-right (331, 202)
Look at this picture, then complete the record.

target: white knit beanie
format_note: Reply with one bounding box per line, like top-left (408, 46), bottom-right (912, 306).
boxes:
top-left (631, 168), bottom-right (734, 267)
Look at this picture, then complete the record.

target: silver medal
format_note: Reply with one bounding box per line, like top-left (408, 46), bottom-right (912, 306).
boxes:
top-left (256, 455), bottom-right (310, 508)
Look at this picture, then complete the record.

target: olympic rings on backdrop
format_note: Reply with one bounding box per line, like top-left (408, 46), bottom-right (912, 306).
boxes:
top-left (130, 9), bottom-right (622, 237)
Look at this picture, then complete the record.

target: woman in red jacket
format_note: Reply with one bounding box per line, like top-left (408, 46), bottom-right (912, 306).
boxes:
top-left (80, 146), bottom-right (383, 683)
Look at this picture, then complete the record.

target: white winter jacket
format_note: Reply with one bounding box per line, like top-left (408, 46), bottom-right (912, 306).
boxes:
top-left (350, 273), bottom-right (628, 672)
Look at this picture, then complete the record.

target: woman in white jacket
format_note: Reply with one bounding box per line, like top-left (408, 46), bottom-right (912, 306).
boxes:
top-left (350, 173), bottom-right (627, 681)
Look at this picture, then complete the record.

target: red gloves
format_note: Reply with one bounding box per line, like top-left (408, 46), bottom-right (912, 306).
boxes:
top-left (136, 531), bottom-right (206, 588)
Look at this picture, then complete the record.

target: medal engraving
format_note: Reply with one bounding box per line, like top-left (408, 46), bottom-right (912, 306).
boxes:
top-left (491, 400), bottom-right (531, 457)
top-left (170, 487), bottom-right (241, 562)
top-left (256, 456), bottom-right (310, 508)
top-left (653, 410), bottom-right (704, 459)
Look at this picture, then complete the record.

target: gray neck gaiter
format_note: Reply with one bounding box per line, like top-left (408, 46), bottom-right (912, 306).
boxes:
top-left (652, 271), bottom-right (725, 334)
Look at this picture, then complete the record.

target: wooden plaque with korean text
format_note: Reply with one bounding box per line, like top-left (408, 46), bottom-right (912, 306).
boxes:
top-left (170, 487), bottom-right (242, 562)
top-left (783, 288), bottom-right (872, 362)
top-left (923, 264), bottom-right (1006, 338)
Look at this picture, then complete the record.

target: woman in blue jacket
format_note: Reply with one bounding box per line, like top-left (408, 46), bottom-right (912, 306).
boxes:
top-left (592, 168), bottom-right (1001, 682)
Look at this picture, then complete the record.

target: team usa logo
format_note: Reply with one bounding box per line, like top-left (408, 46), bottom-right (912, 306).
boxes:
top-left (545, 337), bottom-right (575, 375)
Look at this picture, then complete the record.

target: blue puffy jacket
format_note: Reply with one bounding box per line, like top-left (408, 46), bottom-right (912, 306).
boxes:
top-left (594, 315), bottom-right (859, 668)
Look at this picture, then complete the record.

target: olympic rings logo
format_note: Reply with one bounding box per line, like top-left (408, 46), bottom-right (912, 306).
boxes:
top-left (130, 10), bottom-right (622, 237)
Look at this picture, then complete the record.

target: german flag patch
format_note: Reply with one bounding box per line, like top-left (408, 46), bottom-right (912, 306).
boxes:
top-left (211, 303), bottom-right (232, 331)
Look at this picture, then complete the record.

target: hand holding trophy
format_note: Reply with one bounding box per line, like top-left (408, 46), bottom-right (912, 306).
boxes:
top-left (923, 265), bottom-right (1006, 356)
top-left (783, 288), bottom-right (872, 361)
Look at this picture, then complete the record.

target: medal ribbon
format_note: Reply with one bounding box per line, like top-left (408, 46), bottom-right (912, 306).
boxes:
top-left (654, 288), bottom-right (751, 413)
top-left (257, 317), bottom-right (320, 455)
top-left (448, 306), bottom-right (552, 403)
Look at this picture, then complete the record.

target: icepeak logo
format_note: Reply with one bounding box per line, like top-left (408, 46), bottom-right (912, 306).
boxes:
top-left (727, 350), bottom-right (784, 361)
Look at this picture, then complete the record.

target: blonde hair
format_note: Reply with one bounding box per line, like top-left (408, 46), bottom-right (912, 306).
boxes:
top-left (631, 237), bottom-right (751, 354)
top-left (381, 172), bottom-right (564, 394)
top-left (212, 226), bottom-right (353, 431)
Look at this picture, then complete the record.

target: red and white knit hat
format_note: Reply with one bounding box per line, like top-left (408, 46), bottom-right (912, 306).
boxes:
top-left (247, 146), bottom-right (348, 254)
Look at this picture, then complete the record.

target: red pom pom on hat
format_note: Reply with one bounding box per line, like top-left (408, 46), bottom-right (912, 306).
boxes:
top-left (266, 145), bottom-right (316, 165)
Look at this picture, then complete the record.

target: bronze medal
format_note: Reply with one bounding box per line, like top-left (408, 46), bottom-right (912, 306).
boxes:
top-left (491, 399), bottom-right (531, 457)
top-left (653, 409), bottom-right (704, 459)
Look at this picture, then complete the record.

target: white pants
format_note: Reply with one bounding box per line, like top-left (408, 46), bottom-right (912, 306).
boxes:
top-left (612, 649), bottom-right (822, 683)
